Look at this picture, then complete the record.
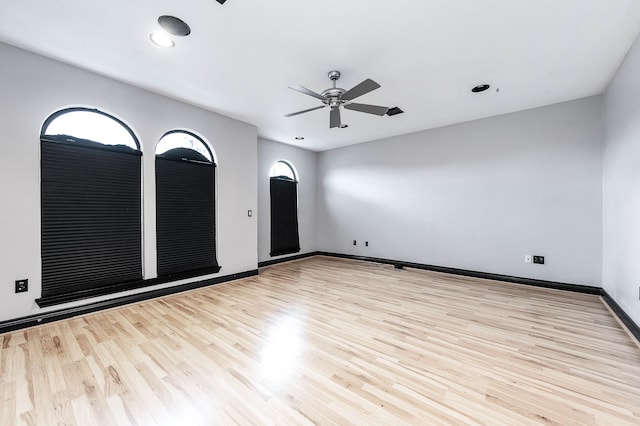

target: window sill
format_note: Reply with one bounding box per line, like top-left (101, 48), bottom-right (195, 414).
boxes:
top-left (35, 265), bottom-right (221, 308)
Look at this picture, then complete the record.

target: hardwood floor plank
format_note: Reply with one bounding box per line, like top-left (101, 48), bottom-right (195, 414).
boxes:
top-left (0, 382), bottom-right (16, 426)
top-left (1, 256), bottom-right (639, 424)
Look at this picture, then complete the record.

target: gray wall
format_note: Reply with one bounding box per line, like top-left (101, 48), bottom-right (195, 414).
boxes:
top-left (257, 138), bottom-right (317, 262)
top-left (0, 43), bottom-right (258, 322)
top-left (603, 33), bottom-right (640, 326)
top-left (317, 97), bottom-right (603, 286)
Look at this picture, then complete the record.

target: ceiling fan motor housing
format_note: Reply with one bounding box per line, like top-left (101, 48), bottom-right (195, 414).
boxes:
top-left (321, 87), bottom-right (346, 108)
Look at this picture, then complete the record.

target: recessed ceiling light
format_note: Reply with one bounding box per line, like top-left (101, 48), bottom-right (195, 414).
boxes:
top-left (472, 84), bottom-right (491, 93)
top-left (150, 32), bottom-right (174, 48)
top-left (158, 15), bottom-right (191, 36)
top-left (294, 136), bottom-right (304, 140)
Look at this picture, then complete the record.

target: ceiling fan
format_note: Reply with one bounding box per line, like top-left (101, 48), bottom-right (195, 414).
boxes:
top-left (285, 71), bottom-right (390, 128)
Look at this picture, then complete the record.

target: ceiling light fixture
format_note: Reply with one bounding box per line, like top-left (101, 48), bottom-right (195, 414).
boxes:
top-left (158, 15), bottom-right (191, 36)
top-left (149, 32), bottom-right (175, 48)
top-left (472, 84), bottom-right (491, 93)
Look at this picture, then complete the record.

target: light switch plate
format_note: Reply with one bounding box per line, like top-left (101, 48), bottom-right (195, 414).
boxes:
top-left (15, 279), bottom-right (28, 293)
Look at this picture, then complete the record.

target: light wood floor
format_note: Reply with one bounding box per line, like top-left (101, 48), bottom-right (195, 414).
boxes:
top-left (1, 256), bottom-right (639, 425)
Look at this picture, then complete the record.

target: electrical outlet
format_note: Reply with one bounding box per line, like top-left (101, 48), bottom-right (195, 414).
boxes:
top-left (524, 255), bottom-right (532, 263)
top-left (365, 241), bottom-right (369, 247)
top-left (247, 210), bottom-right (252, 217)
top-left (15, 279), bottom-right (28, 293)
top-left (533, 255), bottom-right (545, 265)
top-left (353, 240), bottom-right (357, 246)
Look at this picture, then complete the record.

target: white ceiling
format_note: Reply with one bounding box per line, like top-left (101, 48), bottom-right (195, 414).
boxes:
top-left (1, 1), bottom-right (640, 151)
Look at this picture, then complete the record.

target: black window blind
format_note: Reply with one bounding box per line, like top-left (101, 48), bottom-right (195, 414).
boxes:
top-left (270, 177), bottom-right (300, 256)
top-left (40, 139), bottom-right (142, 299)
top-left (156, 154), bottom-right (219, 277)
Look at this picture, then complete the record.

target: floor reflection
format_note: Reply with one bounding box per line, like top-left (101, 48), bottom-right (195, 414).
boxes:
top-left (259, 314), bottom-right (304, 387)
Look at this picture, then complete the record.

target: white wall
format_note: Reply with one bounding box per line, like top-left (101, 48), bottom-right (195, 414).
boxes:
top-left (603, 34), bottom-right (640, 326)
top-left (0, 43), bottom-right (258, 322)
top-left (317, 97), bottom-right (603, 286)
top-left (257, 138), bottom-right (317, 262)
top-left (3, 38), bottom-right (635, 326)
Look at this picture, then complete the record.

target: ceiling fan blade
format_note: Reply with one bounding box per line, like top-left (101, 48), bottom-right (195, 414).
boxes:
top-left (344, 103), bottom-right (390, 116)
top-left (284, 105), bottom-right (326, 117)
top-left (341, 78), bottom-right (381, 101)
top-left (288, 85), bottom-right (326, 101)
top-left (330, 107), bottom-right (341, 128)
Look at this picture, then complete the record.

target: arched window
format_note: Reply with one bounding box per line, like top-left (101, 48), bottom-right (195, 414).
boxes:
top-left (42, 108), bottom-right (139, 150)
top-left (39, 107), bottom-right (142, 306)
top-left (270, 160), bottom-right (300, 256)
top-left (270, 160), bottom-right (296, 181)
top-left (156, 130), bottom-right (213, 162)
top-left (155, 130), bottom-right (220, 277)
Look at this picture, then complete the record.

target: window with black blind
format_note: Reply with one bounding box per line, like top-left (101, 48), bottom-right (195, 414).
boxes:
top-left (39, 108), bottom-right (142, 306)
top-left (155, 130), bottom-right (220, 278)
top-left (270, 161), bottom-right (300, 256)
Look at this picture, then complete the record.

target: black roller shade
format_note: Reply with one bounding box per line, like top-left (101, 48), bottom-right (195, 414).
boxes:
top-left (156, 154), bottom-right (219, 277)
top-left (41, 139), bottom-right (142, 299)
top-left (270, 177), bottom-right (300, 256)
top-left (157, 147), bottom-right (210, 163)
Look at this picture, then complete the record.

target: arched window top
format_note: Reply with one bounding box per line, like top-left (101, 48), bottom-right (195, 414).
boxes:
top-left (41, 107), bottom-right (140, 151)
top-left (156, 130), bottom-right (214, 163)
top-left (270, 160), bottom-right (297, 182)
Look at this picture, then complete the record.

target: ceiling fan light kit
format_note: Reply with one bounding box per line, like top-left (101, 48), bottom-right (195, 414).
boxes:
top-left (286, 70), bottom-right (391, 128)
